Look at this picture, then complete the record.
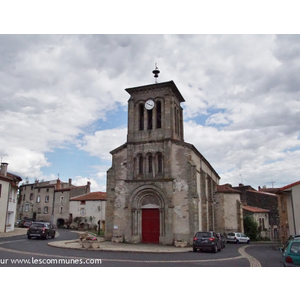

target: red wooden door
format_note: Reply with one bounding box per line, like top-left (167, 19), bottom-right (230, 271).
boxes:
top-left (142, 209), bottom-right (160, 244)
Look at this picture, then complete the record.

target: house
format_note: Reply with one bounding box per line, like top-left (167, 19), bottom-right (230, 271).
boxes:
top-left (214, 184), bottom-right (244, 234)
top-left (233, 184), bottom-right (280, 241)
top-left (243, 205), bottom-right (270, 239)
top-left (0, 162), bottom-right (22, 232)
top-left (277, 180), bottom-right (300, 241)
top-left (69, 191), bottom-right (106, 231)
top-left (106, 78), bottom-right (222, 245)
top-left (18, 178), bottom-right (91, 227)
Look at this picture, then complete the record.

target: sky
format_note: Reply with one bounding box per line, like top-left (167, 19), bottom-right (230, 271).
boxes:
top-left (1, 2), bottom-right (300, 194)
top-left (1, 33), bottom-right (300, 192)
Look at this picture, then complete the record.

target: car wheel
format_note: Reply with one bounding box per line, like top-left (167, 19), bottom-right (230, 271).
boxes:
top-left (27, 235), bottom-right (31, 239)
top-left (236, 240), bottom-right (240, 244)
top-left (193, 247), bottom-right (197, 252)
top-left (247, 240), bottom-right (250, 244)
top-left (43, 234), bottom-right (48, 240)
top-left (213, 245), bottom-right (218, 253)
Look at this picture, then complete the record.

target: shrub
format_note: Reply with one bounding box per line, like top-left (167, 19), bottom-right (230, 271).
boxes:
top-left (244, 215), bottom-right (260, 241)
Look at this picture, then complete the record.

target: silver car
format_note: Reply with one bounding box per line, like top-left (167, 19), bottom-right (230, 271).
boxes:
top-left (227, 232), bottom-right (250, 244)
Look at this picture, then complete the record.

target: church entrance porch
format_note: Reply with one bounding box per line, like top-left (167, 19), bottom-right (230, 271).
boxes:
top-left (142, 208), bottom-right (160, 243)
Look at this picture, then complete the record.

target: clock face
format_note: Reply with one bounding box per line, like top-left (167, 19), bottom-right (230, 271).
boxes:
top-left (145, 99), bottom-right (155, 110)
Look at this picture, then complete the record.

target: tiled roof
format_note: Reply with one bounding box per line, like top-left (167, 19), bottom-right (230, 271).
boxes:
top-left (70, 191), bottom-right (107, 201)
top-left (280, 180), bottom-right (300, 191)
top-left (217, 184), bottom-right (241, 193)
top-left (243, 205), bottom-right (269, 213)
top-left (0, 172), bottom-right (22, 183)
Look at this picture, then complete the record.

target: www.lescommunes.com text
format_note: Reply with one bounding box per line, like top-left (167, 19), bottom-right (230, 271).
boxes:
top-left (1, 257), bottom-right (102, 265)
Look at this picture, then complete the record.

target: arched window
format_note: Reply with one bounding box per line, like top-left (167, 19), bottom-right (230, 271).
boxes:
top-left (138, 155), bottom-right (143, 174)
top-left (147, 109), bottom-right (153, 130)
top-left (156, 101), bottom-right (161, 128)
top-left (157, 152), bottom-right (163, 174)
top-left (148, 155), bottom-right (153, 174)
top-left (139, 104), bottom-right (144, 130)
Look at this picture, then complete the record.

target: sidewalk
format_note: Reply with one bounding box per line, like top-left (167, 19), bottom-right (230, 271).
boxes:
top-left (0, 228), bottom-right (28, 238)
top-left (48, 239), bottom-right (192, 253)
top-left (0, 228), bottom-right (192, 253)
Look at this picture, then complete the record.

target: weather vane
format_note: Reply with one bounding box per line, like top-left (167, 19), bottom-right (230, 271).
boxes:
top-left (152, 63), bottom-right (160, 83)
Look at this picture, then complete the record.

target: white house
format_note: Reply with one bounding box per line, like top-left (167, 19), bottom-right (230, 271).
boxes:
top-left (69, 192), bottom-right (106, 231)
top-left (0, 162), bottom-right (22, 232)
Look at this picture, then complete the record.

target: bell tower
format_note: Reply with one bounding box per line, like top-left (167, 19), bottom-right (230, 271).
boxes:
top-left (106, 67), bottom-right (220, 245)
top-left (126, 68), bottom-right (185, 144)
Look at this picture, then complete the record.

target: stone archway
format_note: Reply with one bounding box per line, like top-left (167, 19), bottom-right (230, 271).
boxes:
top-left (130, 187), bottom-right (166, 244)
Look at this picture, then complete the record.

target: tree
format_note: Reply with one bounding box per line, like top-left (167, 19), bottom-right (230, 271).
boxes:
top-left (244, 215), bottom-right (260, 241)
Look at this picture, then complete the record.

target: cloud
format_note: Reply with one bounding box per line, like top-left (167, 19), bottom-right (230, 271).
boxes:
top-left (1, 34), bottom-right (300, 190)
top-left (77, 127), bottom-right (127, 161)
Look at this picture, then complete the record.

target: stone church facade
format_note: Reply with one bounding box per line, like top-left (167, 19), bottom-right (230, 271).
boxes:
top-left (105, 80), bottom-right (220, 245)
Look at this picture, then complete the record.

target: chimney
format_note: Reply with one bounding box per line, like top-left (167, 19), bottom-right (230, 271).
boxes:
top-left (69, 178), bottom-right (72, 186)
top-left (0, 162), bottom-right (8, 177)
top-left (56, 178), bottom-right (61, 190)
top-left (87, 181), bottom-right (91, 193)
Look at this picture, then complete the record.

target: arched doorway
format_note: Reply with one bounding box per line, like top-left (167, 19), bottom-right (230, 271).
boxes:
top-left (57, 218), bottom-right (65, 228)
top-left (130, 186), bottom-right (165, 244)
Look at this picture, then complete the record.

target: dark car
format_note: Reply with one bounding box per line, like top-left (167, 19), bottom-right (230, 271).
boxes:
top-left (193, 231), bottom-right (222, 253)
top-left (20, 219), bottom-right (32, 228)
top-left (27, 222), bottom-right (56, 239)
top-left (216, 233), bottom-right (226, 248)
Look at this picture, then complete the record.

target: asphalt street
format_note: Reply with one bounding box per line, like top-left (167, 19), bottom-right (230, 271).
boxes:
top-left (0, 229), bottom-right (283, 267)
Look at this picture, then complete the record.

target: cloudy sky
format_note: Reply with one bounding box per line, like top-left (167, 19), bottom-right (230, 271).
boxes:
top-left (1, 34), bottom-right (300, 192)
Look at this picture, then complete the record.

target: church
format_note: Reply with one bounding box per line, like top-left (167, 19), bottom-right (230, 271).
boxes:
top-left (105, 70), bottom-right (220, 245)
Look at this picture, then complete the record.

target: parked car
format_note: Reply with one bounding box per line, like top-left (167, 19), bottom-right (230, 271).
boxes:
top-left (27, 222), bottom-right (56, 239)
top-left (216, 233), bottom-right (226, 248)
top-left (281, 235), bottom-right (300, 252)
top-left (227, 232), bottom-right (250, 244)
top-left (287, 235), bottom-right (300, 241)
top-left (193, 231), bottom-right (222, 253)
top-left (19, 219), bottom-right (32, 228)
top-left (281, 239), bottom-right (300, 267)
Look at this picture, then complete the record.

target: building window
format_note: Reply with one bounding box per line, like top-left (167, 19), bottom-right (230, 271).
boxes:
top-left (259, 217), bottom-right (265, 230)
top-left (80, 201), bottom-right (86, 205)
top-left (25, 203), bottom-right (29, 212)
top-left (157, 152), bottom-right (163, 174)
top-left (147, 109), bottom-right (153, 130)
top-left (156, 101), bottom-right (161, 128)
top-left (23, 194), bottom-right (25, 201)
top-left (30, 193), bottom-right (33, 200)
top-left (139, 104), bottom-right (144, 130)
top-left (60, 196), bottom-right (64, 204)
top-left (148, 155), bottom-right (153, 174)
top-left (38, 208), bottom-right (41, 214)
top-left (59, 206), bottom-right (63, 214)
top-left (45, 195), bottom-right (49, 203)
top-left (139, 155), bottom-right (144, 174)
top-left (44, 206), bottom-right (48, 214)
top-left (80, 208), bottom-right (85, 215)
top-left (36, 195), bottom-right (41, 203)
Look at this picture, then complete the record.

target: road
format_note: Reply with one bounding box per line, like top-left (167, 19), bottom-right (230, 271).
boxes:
top-left (0, 229), bottom-right (282, 267)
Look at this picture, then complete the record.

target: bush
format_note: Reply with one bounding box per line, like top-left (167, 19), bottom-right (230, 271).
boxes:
top-left (244, 215), bottom-right (260, 241)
